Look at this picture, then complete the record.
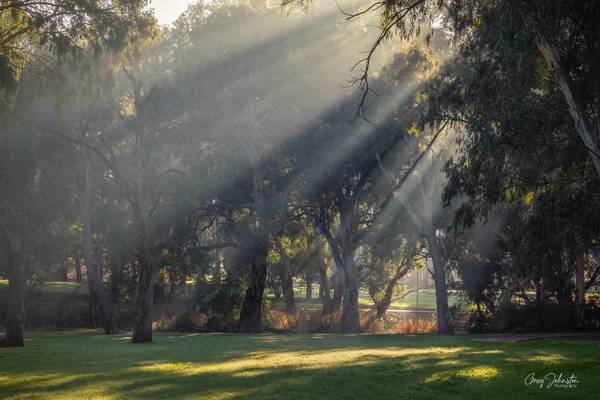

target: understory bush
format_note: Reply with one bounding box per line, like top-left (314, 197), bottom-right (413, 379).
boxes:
top-left (489, 302), bottom-right (575, 333)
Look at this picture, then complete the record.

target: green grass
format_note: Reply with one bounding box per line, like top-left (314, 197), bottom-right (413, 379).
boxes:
top-left (0, 280), bottom-right (88, 295)
top-left (271, 285), bottom-right (470, 311)
top-left (2, 280), bottom-right (464, 311)
top-left (34, 282), bottom-right (88, 295)
top-left (0, 330), bottom-right (597, 399)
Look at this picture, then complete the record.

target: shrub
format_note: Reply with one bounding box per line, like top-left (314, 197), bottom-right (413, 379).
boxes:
top-left (490, 301), bottom-right (574, 333)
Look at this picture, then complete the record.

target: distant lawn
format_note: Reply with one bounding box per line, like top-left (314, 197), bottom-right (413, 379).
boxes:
top-left (271, 284), bottom-right (471, 311)
top-left (34, 281), bottom-right (88, 295)
top-left (0, 280), bottom-right (468, 310)
top-left (0, 330), bottom-right (597, 399)
top-left (0, 280), bottom-right (88, 295)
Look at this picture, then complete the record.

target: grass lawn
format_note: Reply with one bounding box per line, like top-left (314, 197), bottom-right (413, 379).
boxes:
top-left (1, 280), bottom-right (467, 311)
top-left (0, 330), bottom-right (597, 399)
top-left (0, 280), bottom-right (88, 295)
top-left (272, 286), bottom-right (470, 311)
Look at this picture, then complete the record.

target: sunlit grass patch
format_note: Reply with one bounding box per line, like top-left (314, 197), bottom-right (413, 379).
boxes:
top-left (0, 330), bottom-right (598, 399)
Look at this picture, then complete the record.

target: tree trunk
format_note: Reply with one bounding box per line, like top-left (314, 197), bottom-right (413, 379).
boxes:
top-left (426, 230), bottom-right (454, 335)
top-left (331, 274), bottom-right (343, 313)
top-left (110, 256), bottom-right (121, 301)
top-left (305, 263), bottom-right (312, 301)
top-left (0, 221), bottom-right (24, 347)
top-left (575, 254), bottom-right (585, 330)
top-left (238, 124), bottom-right (271, 333)
top-left (340, 256), bottom-right (360, 333)
top-left (238, 245), bottom-right (269, 333)
top-left (60, 262), bottom-right (68, 281)
top-left (317, 245), bottom-right (333, 314)
top-left (131, 255), bottom-right (154, 342)
top-left (536, 37), bottom-right (600, 178)
top-left (74, 257), bottom-right (82, 282)
top-left (275, 239), bottom-right (296, 314)
top-left (281, 263), bottom-right (296, 314)
top-left (80, 154), bottom-right (118, 334)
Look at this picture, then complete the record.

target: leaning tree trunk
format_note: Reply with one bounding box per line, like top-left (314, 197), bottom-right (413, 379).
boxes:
top-left (238, 243), bottom-right (269, 333)
top-left (0, 221), bottom-right (24, 347)
top-left (80, 154), bottom-right (118, 334)
top-left (535, 36), bottom-right (600, 178)
top-left (426, 229), bottom-right (454, 335)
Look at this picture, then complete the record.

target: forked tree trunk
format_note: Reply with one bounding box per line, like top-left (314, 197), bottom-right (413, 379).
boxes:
top-left (238, 245), bottom-right (269, 333)
top-left (366, 263), bottom-right (411, 330)
top-left (80, 154), bottom-right (118, 334)
top-left (426, 230), bottom-right (454, 335)
top-left (315, 194), bottom-right (360, 331)
top-left (0, 221), bottom-right (24, 347)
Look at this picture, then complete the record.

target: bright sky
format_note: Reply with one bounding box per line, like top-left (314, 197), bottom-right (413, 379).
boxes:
top-left (151, 0), bottom-right (197, 25)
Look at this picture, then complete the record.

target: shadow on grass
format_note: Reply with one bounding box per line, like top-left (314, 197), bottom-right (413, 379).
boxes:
top-left (1, 331), bottom-right (598, 400)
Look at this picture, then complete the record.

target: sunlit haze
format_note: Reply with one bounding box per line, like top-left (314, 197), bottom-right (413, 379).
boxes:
top-left (1, 1), bottom-right (598, 397)
top-left (152, 0), bottom-right (197, 25)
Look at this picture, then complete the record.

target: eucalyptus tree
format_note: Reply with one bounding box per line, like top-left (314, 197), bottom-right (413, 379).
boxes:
top-left (362, 232), bottom-right (422, 327)
top-left (0, 0), bottom-right (153, 97)
top-left (0, 69), bottom-right (82, 346)
top-left (155, 0), bottom-right (379, 332)
top-left (0, 0), bottom-right (153, 347)
top-left (287, 94), bottom-right (405, 332)
top-left (58, 69), bottom-right (119, 333)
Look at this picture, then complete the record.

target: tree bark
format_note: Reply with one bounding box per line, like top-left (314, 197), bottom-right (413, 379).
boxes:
top-left (80, 153), bottom-right (118, 334)
top-left (281, 265), bottom-right (296, 314)
top-left (131, 255), bottom-right (155, 342)
top-left (274, 239), bottom-right (296, 314)
top-left (317, 243), bottom-right (333, 314)
top-left (340, 256), bottom-right (360, 333)
top-left (536, 37), bottom-right (600, 178)
top-left (238, 245), bottom-right (269, 333)
top-left (237, 124), bottom-right (271, 333)
top-left (0, 220), bottom-right (24, 347)
top-left (74, 257), bottom-right (82, 282)
top-left (110, 256), bottom-right (121, 301)
top-left (331, 274), bottom-right (343, 313)
top-left (305, 263), bottom-right (313, 301)
top-left (317, 198), bottom-right (361, 333)
top-left (575, 254), bottom-right (585, 330)
top-left (426, 229), bottom-right (454, 335)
